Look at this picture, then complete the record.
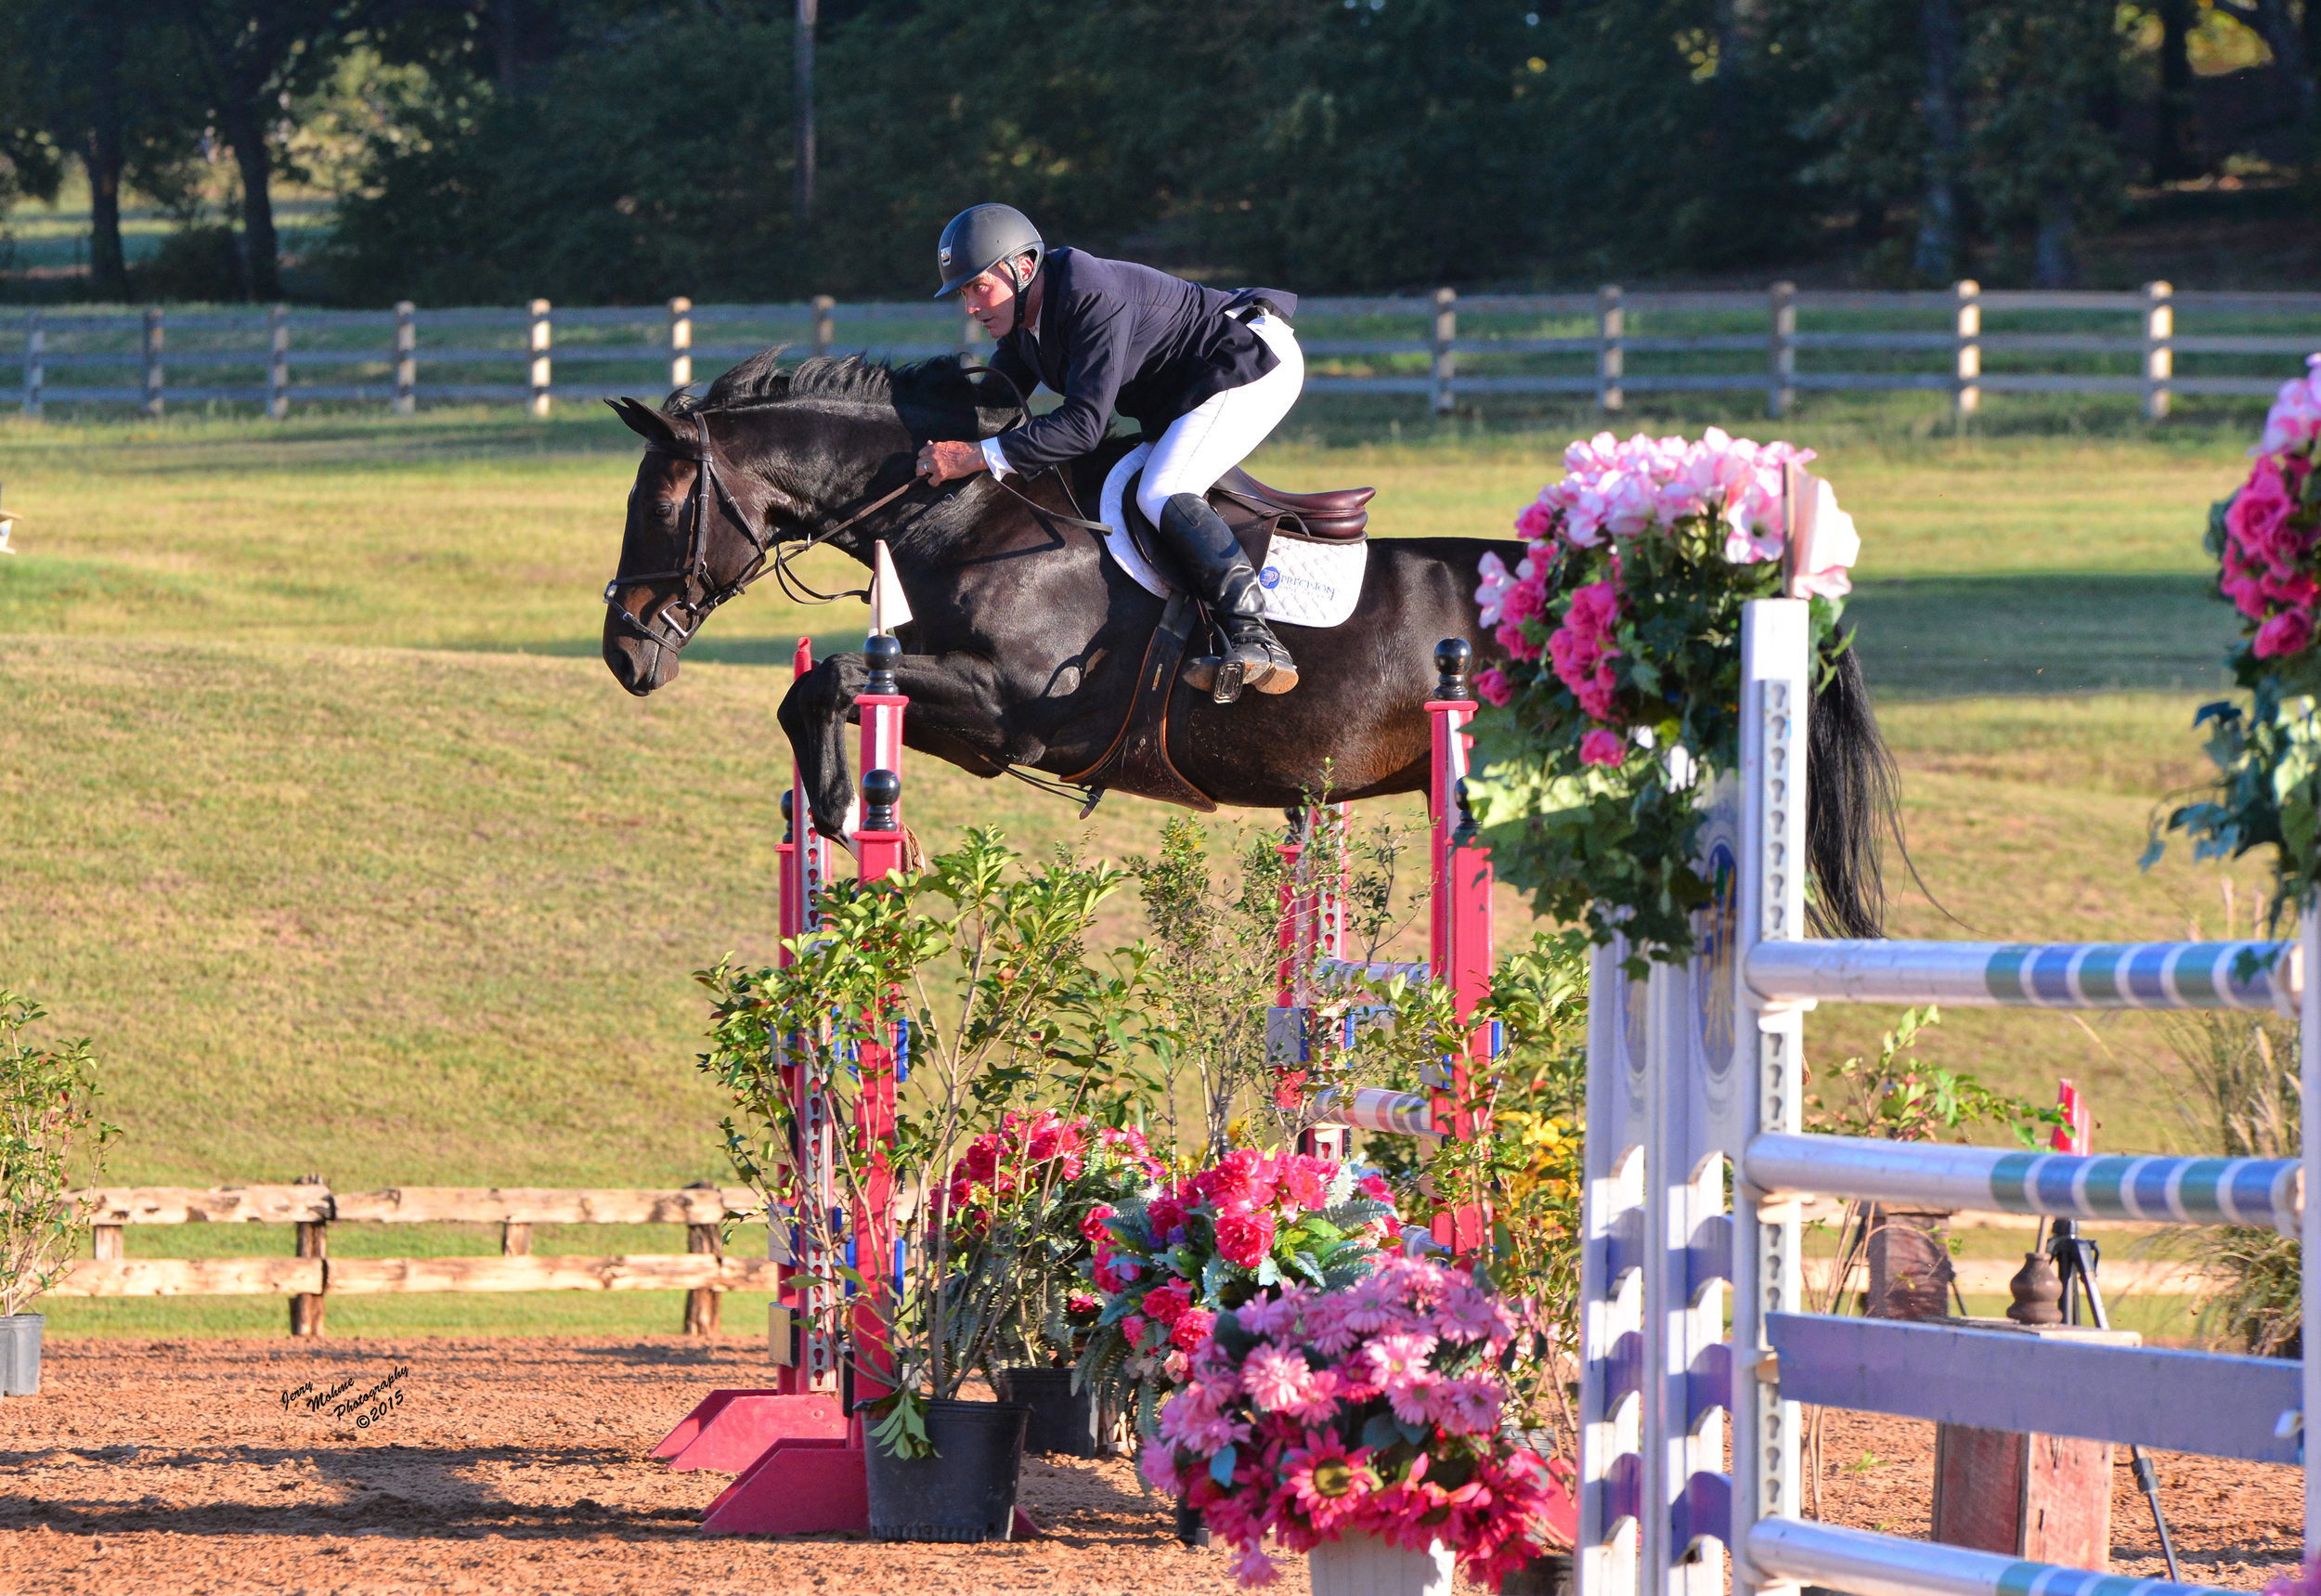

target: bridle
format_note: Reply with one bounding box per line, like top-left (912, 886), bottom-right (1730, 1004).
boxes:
top-left (602, 369), bottom-right (1108, 655)
top-left (601, 411), bottom-right (916, 652)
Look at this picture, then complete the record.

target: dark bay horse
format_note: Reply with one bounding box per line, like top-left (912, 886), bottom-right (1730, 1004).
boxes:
top-left (601, 352), bottom-right (1899, 937)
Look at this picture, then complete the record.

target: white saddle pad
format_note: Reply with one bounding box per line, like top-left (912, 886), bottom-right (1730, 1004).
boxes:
top-left (1097, 443), bottom-right (1367, 629)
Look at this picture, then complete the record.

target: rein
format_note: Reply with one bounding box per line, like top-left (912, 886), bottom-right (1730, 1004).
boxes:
top-left (601, 412), bottom-right (915, 651)
top-left (602, 369), bottom-right (1109, 656)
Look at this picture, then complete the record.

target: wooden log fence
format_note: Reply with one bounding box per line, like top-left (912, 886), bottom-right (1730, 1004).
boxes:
top-left (9, 284), bottom-right (2317, 422)
top-left (53, 1181), bottom-right (777, 1338)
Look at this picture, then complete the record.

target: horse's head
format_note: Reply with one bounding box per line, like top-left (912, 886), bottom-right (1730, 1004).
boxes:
top-left (600, 355), bottom-right (1018, 696)
top-left (599, 396), bottom-right (784, 696)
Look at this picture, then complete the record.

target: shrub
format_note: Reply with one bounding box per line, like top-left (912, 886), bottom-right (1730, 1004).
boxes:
top-left (1, 992), bottom-right (119, 1317)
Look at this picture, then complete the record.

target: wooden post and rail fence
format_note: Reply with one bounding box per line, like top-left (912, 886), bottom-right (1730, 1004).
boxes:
top-left (45, 1180), bottom-right (2220, 1342)
top-left (57, 1180), bottom-right (779, 1337)
top-left (10, 283), bottom-right (2318, 422)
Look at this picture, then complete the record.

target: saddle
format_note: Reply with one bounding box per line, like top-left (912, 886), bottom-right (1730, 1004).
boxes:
top-left (1067, 463), bottom-right (1375, 814)
top-left (1118, 465), bottom-right (1372, 584)
top-left (1210, 467), bottom-right (1372, 542)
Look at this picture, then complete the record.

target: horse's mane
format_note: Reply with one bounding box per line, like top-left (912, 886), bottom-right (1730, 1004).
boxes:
top-left (665, 351), bottom-right (1014, 439)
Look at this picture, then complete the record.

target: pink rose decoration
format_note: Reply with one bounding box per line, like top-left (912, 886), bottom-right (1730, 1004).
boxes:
top-left (1170, 1307), bottom-right (1217, 1353)
top-left (2256, 608), bottom-right (2315, 659)
top-left (1214, 1209), bottom-right (1277, 1269)
top-left (1142, 1279), bottom-right (1193, 1326)
top-left (1473, 667), bottom-right (1512, 707)
top-left (2228, 459), bottom-right (2302, 568)
top-left (1579, 728), bottom-right (1626, 768)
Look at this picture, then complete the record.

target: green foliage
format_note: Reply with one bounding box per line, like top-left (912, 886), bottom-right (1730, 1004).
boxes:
top-left (1129, 804), bottom-right (1420, 1158)
top-left (321, 15), bottom-right (803, 307)
top-left (1803, 1006), bottom-right (2061, 1146)
top-left (2161, 1005), bottom-right (2302, 1356)
top-left (2151, 444), bottom-right (2321, 925)
top-left (695, 827), bottom-right (1150, 1453)
top-left (1, 992), bottom-right (119, 1317)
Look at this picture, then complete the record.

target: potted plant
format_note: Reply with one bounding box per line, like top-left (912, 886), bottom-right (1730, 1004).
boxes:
top-left (944, 1109), bottom-right (1165, 1457)
top-left (698, 828), bottom-right (1150, 1540)
top-left (2, 992), bottom-right (118, 1397)
top-left (1140, 1254), bottom-right (1564, 1592)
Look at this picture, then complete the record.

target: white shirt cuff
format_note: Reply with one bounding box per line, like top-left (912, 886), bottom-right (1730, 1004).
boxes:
top-left (979, 435), bottom-right (1015, 478)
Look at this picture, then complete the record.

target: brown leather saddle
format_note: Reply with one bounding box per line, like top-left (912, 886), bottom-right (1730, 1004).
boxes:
top-left (1063, 465), bottom-right (1375, 813)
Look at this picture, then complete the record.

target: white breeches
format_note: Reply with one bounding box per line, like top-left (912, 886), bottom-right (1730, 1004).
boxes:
top-left (1134, 312), bottom-right (1305, 526)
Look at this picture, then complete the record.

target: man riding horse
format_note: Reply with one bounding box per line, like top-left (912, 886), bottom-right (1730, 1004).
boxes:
top-left (914, 203), bottom-right (1305, 703)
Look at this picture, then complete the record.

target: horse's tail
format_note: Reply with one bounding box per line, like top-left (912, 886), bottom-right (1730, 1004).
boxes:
top-left (1805, 645), bottom-right (1902, 939)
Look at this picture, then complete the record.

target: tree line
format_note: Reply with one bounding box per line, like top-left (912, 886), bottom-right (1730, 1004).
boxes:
top-left (1, 1), bottom-right (2315, 306)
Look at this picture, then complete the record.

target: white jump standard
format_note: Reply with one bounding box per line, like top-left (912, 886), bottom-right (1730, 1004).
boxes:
top-left (1577, 596), bottom-right (2319, 1596)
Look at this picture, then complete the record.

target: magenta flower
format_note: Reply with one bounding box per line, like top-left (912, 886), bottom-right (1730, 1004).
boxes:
top-left (2228, 458), bottom-right (2302, 567)
top-left (1473, 667), bottom-right (1513, 707)
top-left (1579, 728), bottom-right (1626, 768)
top-left (1213, 1208), bottom-right (1277, 1269)
top-left (2256, 608), bottom-right (2315, 659)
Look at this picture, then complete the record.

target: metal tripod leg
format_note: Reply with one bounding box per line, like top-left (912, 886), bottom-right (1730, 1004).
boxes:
top-left (2049, 1221), bottom-right (2181, 1581)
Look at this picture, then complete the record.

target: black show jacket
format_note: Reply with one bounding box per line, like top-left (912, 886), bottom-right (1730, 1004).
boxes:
top-left (982, 248), bottom-right (1298, 474)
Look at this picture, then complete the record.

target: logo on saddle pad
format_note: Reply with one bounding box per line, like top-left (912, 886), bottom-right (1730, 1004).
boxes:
top-left (1260, 566), bottom-right (1281, 589)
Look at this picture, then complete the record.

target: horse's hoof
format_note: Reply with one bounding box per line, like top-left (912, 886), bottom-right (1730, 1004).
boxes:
top-left (1211, 660), bottom-right (1246, 705)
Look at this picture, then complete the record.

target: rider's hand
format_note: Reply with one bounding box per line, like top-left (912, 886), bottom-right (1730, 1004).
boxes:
top-left (915, 439), bottom-right (988, 486)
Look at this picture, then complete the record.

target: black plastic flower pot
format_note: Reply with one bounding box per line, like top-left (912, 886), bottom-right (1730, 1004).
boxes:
top-left (0, 1313), bottom-right (42, 1397)
top-left (1500, 1551), bottom-right (1574, 1596)
top-left (865, 1398), bottom-right (1030, 1542)
top-left (992, 1366), bottom-right (1100, 1459)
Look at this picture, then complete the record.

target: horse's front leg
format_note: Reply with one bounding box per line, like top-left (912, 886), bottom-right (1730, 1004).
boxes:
top-left (777, 650), bottom-right (1029, 844)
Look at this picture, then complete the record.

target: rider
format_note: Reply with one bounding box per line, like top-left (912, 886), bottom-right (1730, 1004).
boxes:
top-left (914, 202), bottom-right (1305, 700)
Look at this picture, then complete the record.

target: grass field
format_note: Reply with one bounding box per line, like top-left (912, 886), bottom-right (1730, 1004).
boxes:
top-left (0, 392), bottom-right (2287, 1335)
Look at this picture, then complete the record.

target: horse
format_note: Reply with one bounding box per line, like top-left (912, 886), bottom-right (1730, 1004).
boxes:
top-left (600, 351), bottom-right (1900, 938)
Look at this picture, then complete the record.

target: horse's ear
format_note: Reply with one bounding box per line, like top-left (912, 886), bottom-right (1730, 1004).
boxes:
top-left (606, 396), bottom-right (687, 453)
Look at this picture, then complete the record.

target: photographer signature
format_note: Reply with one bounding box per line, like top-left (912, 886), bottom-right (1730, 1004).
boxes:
top-left (278, 1364), bottom-right (411, 1429)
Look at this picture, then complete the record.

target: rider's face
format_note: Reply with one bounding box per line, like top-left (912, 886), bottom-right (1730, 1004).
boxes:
top-left (960, 255), bottom-right (1034, 336)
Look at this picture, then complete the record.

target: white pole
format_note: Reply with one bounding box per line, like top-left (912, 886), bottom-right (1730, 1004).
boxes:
top-left (22, 309), bottom-right (42, 419)
top-left (1732, 597), bottom-right (1809, 1595)
top-left (1431, 287), bottom-right (1457, 417)
top-left (668, 297), bottom-right (693, 391)
top-left (1598, 285), bottom-right (1624, 413)
top-left (394, 301), bottom-right (416, 416)
top-left (142, 305), bottom-right (163, 418)
top-left (267, 305), bottom-right (289, 420)
top-left (1767, 281), bottom-right (1796, 420)
top-left (1952, 280), bottom-right (1979, 418)
top-left (2144, 280), bottom-right (2174, 422)
top-left (529, 299), bottom-right (551, 418)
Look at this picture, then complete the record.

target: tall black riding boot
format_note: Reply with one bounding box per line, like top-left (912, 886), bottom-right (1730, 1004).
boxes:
top-left (1156, 492), bottom-right (1298, 704)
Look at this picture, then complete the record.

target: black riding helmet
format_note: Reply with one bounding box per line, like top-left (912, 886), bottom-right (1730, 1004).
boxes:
top-left (934, 203), bottom-right (1044, 335)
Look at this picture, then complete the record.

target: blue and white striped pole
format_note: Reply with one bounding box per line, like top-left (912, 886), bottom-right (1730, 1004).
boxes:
top-left (1746, 937), bottom-right (2299, 1014)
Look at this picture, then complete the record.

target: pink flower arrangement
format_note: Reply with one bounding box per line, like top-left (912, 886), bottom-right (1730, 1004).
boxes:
top-left (1474, 428), bottom-right (1858, 668)
top-left (1462, 427), bottom-right (1871, 967)
top-left (1471, 430), bottom-right (1861, 785)
top-left (1079, 1150), bottom-right (1401, 1414)
top-left (1142, 1254), bottom-right (1570, 1589)
top-left (2217, 360), bottom-right (2321, 660)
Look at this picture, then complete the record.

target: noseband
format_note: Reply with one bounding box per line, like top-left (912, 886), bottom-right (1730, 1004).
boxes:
top-left (601, 412), bottom-right (917, 652)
